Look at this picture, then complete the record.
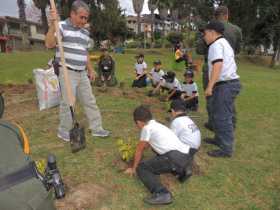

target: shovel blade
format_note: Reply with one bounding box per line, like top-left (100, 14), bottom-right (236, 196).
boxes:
top-left (70, 123), bottom-right (86, 153)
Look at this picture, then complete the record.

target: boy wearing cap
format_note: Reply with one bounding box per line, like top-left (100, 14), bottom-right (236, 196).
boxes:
top-left (148, 60), bottom-right (165, 88)
top-left (181, 70), bottom-right (199, 111)
top-left (125, 105), bottom-right (191, 205)
top-left (153, 71), bottom-right (182, 101)
top-left (203, 20), bottom-right (241, 158)
top-left (169, 99), bottom-right (201, 178)
top-left (132, 54), bottom-right (148, 88)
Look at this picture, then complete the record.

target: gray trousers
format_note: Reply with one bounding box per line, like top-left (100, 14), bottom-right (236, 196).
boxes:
top-left (58, 68), bottom-right (103, 133)
top-left (212, 81), bottom-right (241, 154)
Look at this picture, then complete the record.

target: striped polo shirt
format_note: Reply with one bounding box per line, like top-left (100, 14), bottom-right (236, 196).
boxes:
top-left (55, 18), bottom-right (90, 71)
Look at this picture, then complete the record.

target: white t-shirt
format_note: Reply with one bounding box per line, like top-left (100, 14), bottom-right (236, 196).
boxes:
top-left (170, 116), bottom-right (201, 149)
top-left (150, 68), bottom-right (165, 84)
top-left (208, 37), bottom-right (239, 82)
top-left (135, 62), bottom-right (147, 75)
top-left (140, 120), bottom-right (190, 155)
top-left (161, 78), bottom-right (182, 91)
top-left (181, 81), bottom-right (199, 97)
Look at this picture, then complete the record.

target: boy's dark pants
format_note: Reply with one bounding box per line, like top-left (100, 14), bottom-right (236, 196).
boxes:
top-left (211, 80), bottom-right (241, 154)
top-left (185, 96), bottom-right (199, 111)
top-left (136, 150), bottom-right (191, 194)
top-left (203, 64), bottom-right (237, 128)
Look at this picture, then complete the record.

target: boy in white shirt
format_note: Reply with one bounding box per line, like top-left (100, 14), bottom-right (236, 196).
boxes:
top-left (169, 100), bottom-right (201, 178)
top-left (125, 105), bottom-right (191, 205)
top-left (181, 70), bottom-right (199, 111)
top-left (148, 60), bottom-right (165, 87)
top-left (132, 54), bottom-right (148, 88)
top-left (153, 71), bottom-right (182, 101)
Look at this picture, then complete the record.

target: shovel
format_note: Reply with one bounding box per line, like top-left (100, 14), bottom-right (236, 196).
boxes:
top-left (50, 0), bottom-right (86, 153)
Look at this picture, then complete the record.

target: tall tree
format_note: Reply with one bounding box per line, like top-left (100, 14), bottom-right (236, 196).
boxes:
top-left (17, 0), bottom-right (29, 49)
top-left (90, 0), bottom-right (128, 45)
top-left (132, 0), bottom-right (144, 34)
top-left (32, 0), bottom-right (49, 33)
top-left (148, 0), bottom-right (159, 43)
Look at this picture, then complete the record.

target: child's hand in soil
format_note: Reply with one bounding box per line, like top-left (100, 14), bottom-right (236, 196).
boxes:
top-left (124, 167), bottom-right (136, 177)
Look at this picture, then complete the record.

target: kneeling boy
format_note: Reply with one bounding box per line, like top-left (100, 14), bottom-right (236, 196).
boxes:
top-left (148, 60), bottom-right (165, 87)
top-left (153, 71), bottom-right (182, 101)
top-left (169, 99), bottom-right (201, 178)
top-left (125, 105), bottom-right (191, 205)
top-left (181, 70), bottom-right (199, 111)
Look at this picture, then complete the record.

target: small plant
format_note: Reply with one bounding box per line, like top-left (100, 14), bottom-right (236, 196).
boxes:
top-left (116, 138), bottom-right (137, 162)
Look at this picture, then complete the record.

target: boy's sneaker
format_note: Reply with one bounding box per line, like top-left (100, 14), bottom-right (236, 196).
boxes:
top-left (144, 192), bottom-right (172, 205)
top-left (57, 129), bottom-right (70, 142)
top-left (92, 129), bottom-right (110, 137)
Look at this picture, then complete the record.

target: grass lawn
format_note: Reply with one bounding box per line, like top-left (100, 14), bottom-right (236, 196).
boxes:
top-left (0, 49), bottom-right (280, 210)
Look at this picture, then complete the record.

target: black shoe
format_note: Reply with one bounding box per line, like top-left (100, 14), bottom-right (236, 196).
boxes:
top-left (177, 170), bottom-right (192, 183)
top-left (144, 192), bottom-right (173, 205)
top-left (207, 149), bottom-right (232, 158)
top-left (204, 122), bottom-right (214, 131)
top-left (203, 138), bottom-right (220, 147)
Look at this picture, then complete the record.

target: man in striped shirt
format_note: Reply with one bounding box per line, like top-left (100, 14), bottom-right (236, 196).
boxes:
top-left (45, 1), bottom-right (110, 141)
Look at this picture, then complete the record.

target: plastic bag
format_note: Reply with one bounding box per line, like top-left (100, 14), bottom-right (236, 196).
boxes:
top-left (33, 68), bottom-right (60, 111)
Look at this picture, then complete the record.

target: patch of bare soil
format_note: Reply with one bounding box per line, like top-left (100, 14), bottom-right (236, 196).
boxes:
top-left (112, 157), bottom-right (133, 173)
top-left (0, 84), bottom-right (38, 121)
top-left (55, 182), bottom-right (109, 210)
top-left (0, 84), bottom-right (35, 94)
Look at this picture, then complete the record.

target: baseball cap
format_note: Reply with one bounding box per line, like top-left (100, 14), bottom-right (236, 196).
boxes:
top-left (169, 99), bottom-right (186, 112)
top-left (153, 60), bottom-right (161, 65)
top-left (184, 70), bottom-right (194, 78)
top-left (203, 20), bottom-right (224, 34)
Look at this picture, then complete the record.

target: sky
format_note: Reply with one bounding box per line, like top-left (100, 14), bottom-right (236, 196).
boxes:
top-left (0, 0), bottom-right (151, 18)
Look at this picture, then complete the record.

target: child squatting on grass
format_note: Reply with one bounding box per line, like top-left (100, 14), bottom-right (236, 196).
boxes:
top-left (147, 59), bottom-right (165, 88)
top-left (169, 99), bottom-right (201, 178)
top-left (152, 71), bottom-right (182, 101)
top-left (132, 54), bottom-right (148, 88)
top-left (125, 105), bottom-right (192, 205)
top-left (180, 70), bottom-right (199, 111)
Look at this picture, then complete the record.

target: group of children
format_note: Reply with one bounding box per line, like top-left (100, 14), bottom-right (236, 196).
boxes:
top-left (132, 54), bottom-right (199, 111)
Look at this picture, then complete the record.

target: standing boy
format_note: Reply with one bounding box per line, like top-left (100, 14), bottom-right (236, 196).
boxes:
top-left (203, 20), bottom-right (241, 157)
top-left (125, 105), bottom-right (191, 205)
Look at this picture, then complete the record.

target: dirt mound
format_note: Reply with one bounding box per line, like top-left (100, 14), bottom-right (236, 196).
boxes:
top-left (55, 183), bottom-right (109, 210)
top-left (0, 84), bottom-right (35, 94)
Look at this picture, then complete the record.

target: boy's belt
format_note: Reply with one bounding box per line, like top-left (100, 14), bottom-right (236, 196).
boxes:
top-left (215, 79), bottom-right (239, 87)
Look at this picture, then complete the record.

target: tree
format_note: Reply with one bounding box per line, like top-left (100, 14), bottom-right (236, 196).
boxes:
top-left (90, 0), bottom-right (128, 46)
top-left (221, 0), bottom-right (280, 67)
top-left (17, 0), bottom-right (29, 50)
top-left (148, 0), bottom-right (159, 43)
top-left (33, 0), bottom-right (49, 33)
top-left (132, 0), bottom-right (145, 34)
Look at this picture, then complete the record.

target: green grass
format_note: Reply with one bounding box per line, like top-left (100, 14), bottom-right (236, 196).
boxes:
top-left (0, 50), bottom-right (280, 210)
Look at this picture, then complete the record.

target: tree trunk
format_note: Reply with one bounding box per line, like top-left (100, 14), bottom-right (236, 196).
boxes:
top-left (20, 23), bottom-right (30, 50)
top-left (151, 10), bottom-right (155, 45)
top-left (270, 41), bottom-right (280, 68)
top-left (41, 8), bottom-right (49, 34)
top-left (137, 13), bottom-right (141, 35)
